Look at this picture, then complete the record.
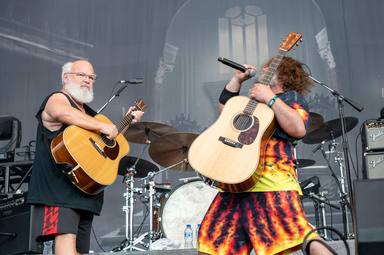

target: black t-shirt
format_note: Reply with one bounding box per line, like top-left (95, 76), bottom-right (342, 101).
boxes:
top-left (27, 92), bottom-right (104, 215)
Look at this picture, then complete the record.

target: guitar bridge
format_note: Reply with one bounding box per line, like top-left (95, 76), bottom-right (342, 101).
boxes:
top-left (218, 136), bottom-right (243, 148)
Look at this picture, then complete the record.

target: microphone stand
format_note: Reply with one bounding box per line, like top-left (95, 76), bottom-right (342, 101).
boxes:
top-left (309, 75), bottom-right (364, 238)
top-left (97, 83), bottom-right (129, 114)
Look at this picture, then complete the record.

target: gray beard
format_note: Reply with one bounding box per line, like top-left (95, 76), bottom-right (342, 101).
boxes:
top-left (64, 82), bottom-right (94, 104)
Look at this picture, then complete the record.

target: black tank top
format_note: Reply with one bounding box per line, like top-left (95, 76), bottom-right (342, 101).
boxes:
top-left (27, 92), bottom-right (103, 215)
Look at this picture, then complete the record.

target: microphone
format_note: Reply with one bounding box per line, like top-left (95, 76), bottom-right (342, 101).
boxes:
top-left (115, 78), bottom-right (143, 96)
top-left (218, 57), bottom-right (256, 77)
top-left (118, 78), bottom-right (144, 84)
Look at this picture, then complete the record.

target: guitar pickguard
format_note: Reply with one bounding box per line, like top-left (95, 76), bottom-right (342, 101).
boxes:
top-left (238, 116), bottom-right (259, 145)
top-left (89, 137), bottom-right (120, 160)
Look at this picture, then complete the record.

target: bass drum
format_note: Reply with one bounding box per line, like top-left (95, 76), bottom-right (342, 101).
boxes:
top-left (160, 180), bottom-right (217, 247)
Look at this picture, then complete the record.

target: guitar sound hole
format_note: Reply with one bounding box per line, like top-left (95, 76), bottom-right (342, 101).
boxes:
top-left (233, 114), bottom-right (253, 131)
top-left (101, 134), bottom-right (115, 147)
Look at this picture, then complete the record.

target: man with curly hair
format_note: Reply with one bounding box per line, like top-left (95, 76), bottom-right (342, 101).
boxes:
top-left (198, 56), bottom-right (332, 255)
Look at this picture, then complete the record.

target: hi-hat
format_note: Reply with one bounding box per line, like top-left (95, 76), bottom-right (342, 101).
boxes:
top-left (118, 156), bottom-right (159, 177)
top-left (123, 122), bottom-right (178, 144)
top-left (295, 159), bottom-right (316, 168)
top-left (149, 132), bottom-right (199, 172)
top-left (302, 117), bottom-right (358, 144)
top-left (308, 112), bottom-right (324, 133)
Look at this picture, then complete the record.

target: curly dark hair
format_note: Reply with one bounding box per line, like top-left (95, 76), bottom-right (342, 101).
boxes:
top-left (264, 56), bottom-right (313, 95)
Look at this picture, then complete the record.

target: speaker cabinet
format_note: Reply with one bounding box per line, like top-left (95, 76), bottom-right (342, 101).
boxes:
top-left (363, 151), bottom-right (384, 179)
top-left (362, 120), bottom-right (384, 151)
top-left (354, 179), bottom-right (384, 255)
top-left (0, 203), bottom-right (43, 255)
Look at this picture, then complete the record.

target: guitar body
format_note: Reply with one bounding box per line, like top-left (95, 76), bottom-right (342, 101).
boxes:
top-left (51, 114), bottom-right (130, 195)
top-left (188, 96), bottom-right (275, 192)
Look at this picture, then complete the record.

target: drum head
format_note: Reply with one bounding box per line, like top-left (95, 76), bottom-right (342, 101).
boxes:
top-left (161, 180), bottom-right (217, 247)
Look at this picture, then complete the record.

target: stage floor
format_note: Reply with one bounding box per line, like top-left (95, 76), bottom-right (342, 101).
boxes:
top-left (83, 240), bottom-right (355, 255)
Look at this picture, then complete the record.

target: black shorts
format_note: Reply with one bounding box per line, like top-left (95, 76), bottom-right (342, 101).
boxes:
top-left (32, 205), bottom-right (94, 254)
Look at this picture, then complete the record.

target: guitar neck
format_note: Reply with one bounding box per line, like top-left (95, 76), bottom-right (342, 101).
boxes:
top-left (259, 52), bottom-right (286, 85)
top-left (116, 114), bottom-right (135, 134)
top-left (244, 51), bottom-right (287, 115)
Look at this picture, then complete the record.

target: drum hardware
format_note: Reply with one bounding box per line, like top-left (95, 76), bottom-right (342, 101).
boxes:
top-left (148, 132), bottom-right (199, 171)
top-left (116, 140), bottom-right (154, 252)
top-left (333, 149), bottom-right (354, 238)
top-left (178, 176), bottom-right (202, 183)
top-left (136, 159), bottom-right (188, 250)
top-left (298, 165), bottom-right (328, 170)
top-left (304, 112), bottom-right (359, 238)
top-left (307, 191), bottom-right (340, 240)
top-left (300, 176), bottom-right (339, 239)
top-left (120, 165), bottom-right (146, 252)
top-left (295, 158), bottom-right (316, 168)
top-left (300, 176), bottom-right (320, 197)
top-left (315, 139), bottom-right (353, 239)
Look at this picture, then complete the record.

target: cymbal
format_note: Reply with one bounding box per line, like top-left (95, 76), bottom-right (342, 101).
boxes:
top-left (302, 117), bottom-right (358, 144)
top-left (124, 122), bottom-right (178, 144)
top-left (149, 132), bottom-right (199, 172)
top-left (118, 156), bottom-right (159, 178)
top-left (307, 112), bottom-right (324, 133)
top-left (295, 159), bottom-right (316, 168)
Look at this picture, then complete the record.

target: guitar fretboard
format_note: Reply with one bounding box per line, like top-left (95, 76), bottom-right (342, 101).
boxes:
top-left (244, 52), bottom-right (286, 115)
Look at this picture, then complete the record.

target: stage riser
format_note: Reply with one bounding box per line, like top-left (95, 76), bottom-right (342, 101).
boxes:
top-left (84, 240), bottom-right (355, 255)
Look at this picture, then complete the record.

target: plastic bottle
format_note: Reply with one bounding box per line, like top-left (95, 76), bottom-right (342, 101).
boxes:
top-left (43, 240), bottom-right (53, 254)
top-left (184, 224), bottom-right (194, 248)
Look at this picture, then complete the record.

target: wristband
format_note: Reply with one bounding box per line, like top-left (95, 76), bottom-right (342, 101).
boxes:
top-left (219, 87), bottom-right (240, 104)
top-left (267, 95), bottom-right (278, 108)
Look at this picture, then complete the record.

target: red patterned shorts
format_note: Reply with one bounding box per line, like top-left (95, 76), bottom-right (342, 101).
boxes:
top-left (32, 205), bottom-right (94, 254)
top-left (198, 191), bottom-right (316, 255)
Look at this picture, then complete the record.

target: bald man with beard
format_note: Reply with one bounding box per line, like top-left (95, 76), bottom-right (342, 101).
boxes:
top-left (27, 60), bottom-right (143, 255)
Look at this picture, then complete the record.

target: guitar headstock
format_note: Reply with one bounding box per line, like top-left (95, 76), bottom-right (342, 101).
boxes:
top-left (133, 99), bottom-right (147, 112)
top-left (279, 32), bottom-right (302, 52)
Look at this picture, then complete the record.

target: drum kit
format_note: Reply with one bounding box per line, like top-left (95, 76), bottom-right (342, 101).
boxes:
top-left (111, 111), bottom-right (359, 251)
top-left (113, 122), bottom-right (215, 252)
top-left (298, 112), bottom-right (359, 239)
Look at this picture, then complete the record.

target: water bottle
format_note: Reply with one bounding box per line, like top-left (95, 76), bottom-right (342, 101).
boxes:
top-left (194, 223), bottom-right (201, 249)
top-left (184, 224), bottom-right (193, 248)
top-left (43, 240), bottom-right (53, 254)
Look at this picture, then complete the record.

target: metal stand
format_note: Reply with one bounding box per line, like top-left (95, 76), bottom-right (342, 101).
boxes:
top-left (122, 172), bottom-right (146, 252)
top-left (138, 159), bottom-right (188, 250)
top-left (116, 157), bottom-right (187, 252)
top-left (319, 141), bottom-right (350, 238)
top-left (309, 75), bottom-right (364, 238)
top-left (97, 83), bottom-right (129, 113)
top-left (308, 191), bottom-right (339, 240)
top-left (334, 150), bottom-right (351, 237)
top-left (117, 143), bottom-right (150, 252)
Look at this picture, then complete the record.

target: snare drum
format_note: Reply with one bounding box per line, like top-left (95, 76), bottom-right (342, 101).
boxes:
top-left (160, 180), bottom-right (217, 247)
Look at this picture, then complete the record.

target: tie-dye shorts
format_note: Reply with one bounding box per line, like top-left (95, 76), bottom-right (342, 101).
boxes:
top-left (198, 191), bottom-right (316, 255)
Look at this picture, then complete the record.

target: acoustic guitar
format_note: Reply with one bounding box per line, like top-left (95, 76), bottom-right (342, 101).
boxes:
top-left (188, 32), bottom-right (302, 192)
top-left (51, 99), bottom-right (146, 195)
